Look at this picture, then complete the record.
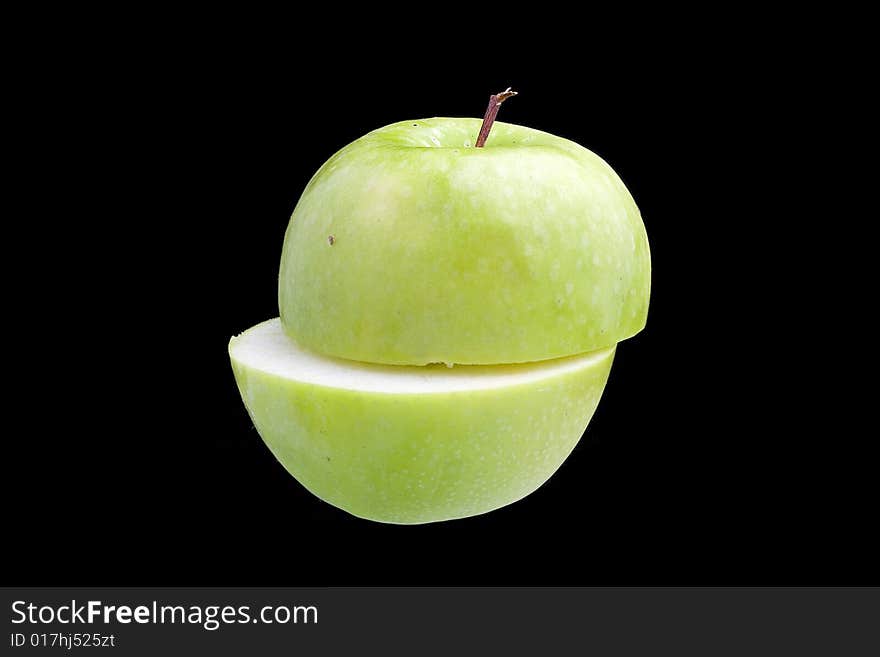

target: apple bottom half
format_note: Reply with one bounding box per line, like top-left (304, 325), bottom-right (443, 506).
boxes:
top-left (230, 319), bottom-right (615, 524)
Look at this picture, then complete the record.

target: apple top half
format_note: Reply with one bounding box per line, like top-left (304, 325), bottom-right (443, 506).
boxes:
top-left (279, 118), bottom-right (650, 366)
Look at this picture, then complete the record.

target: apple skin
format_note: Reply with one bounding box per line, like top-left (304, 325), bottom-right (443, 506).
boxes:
top-left (279, 117), bottom-right (650, 366)
top-left (230, 319), bottom-right (615, 524)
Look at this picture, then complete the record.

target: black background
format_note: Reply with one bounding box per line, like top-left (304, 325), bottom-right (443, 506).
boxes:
top-left (6, 23), bottom-right (873, 586)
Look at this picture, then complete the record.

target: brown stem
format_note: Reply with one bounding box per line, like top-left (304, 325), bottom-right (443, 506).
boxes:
top-left (474, 87), bottom-right (517, 147)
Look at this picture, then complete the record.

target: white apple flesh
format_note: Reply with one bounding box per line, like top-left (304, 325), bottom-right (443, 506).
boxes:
top-left (230, 319), bottom-right (615, 524)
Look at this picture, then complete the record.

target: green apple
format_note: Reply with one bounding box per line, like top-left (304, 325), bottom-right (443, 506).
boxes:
top-left (232, 102), bottom-right (651, 523)
top-left (279, 117), bottom-right (650, 365)
top-left (230, 319), bottom-right (614, 524)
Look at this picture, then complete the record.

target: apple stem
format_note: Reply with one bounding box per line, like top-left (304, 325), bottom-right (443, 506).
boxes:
top-left (474, 87), bottom-right (518, 147)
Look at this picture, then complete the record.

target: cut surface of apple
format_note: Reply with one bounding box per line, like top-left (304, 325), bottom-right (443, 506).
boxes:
top-left (230, 319), bottom-right (615, 524)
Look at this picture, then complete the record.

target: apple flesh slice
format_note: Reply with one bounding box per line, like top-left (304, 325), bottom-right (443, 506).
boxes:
top-left (230, 319), bottom-right (615, 524)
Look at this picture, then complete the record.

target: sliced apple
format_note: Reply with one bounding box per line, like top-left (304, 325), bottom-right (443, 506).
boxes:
top-left (279, 117), bottom-right (650, 366)
top-left (230, 319), bottom-right (615, 524)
